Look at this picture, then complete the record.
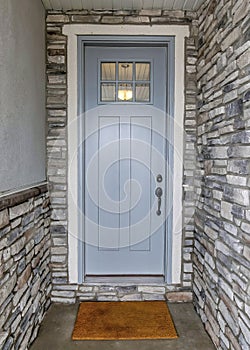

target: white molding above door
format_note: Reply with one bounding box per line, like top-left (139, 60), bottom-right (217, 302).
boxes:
top-left (63, 24), bottom-right (189, 284)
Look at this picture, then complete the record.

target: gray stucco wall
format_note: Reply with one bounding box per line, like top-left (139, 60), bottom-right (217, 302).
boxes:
top-left (0, 0), bottom-right (46, 193)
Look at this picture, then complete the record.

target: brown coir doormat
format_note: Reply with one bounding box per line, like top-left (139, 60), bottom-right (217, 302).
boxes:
top-left (72, 301), bottom-right (178, 340)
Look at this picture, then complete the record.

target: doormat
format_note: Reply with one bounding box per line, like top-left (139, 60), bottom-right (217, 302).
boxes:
top-left (72, 301), bottom-right (178, 340)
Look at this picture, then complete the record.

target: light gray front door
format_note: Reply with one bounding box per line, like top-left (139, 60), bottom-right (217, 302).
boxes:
top-left (84, 45), bottom-right (168, 276)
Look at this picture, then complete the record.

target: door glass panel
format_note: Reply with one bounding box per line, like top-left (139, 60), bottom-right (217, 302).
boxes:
top-left (135, 83), bottom-right (150, 102)
top-left (99, 61), bottom-right (151, 103)
top-left (118, 63), bottom-right (133, 81)
top-left (101, 83), bottom-right (116, 102)
top-left (118, 83), bottom-right (133, 102)
top-left (136, 63), bottom-right (150, 81)
top-left (101, 63), bottom-right (116, 81)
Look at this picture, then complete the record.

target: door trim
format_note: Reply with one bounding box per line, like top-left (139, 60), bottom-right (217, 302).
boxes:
top-left (79, 36), bottom-right (173, 283)
top-left (64, 25), bottom-right (189, 285)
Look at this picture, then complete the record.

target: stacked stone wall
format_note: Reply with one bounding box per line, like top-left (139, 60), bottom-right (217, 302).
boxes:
top-left (0, 185), bottom-right (51, 349)
top-left (194, 0), bottom-right (250, 348)
top-left (46, 9), bottom-right (198, 301)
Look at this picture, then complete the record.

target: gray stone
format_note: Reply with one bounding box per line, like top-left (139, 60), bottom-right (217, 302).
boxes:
top-left (79, 286), bottom-right (93, 293)
top-left (221, 27), bottom-right (241, 51)
top-left (0, 332), bottom-right (8, 349)
top-left (224, 186), bottom-right (249, 206)
top-left (78, 294), bottom-right (96, 301)
top-left (11, 217), bottom-right (21, 229)
top-left (237, 48), bottom-right (250, 69)
top-left (116, 286), bottom-right (137, 294)
top-left (225, 99), bottom-right (243, 118)
top-left (47, 14), bottom-right (70, 23)
top-left (51, 290), bottom-right (75, 298)
top-left (227, 160), bottom-right (248, 174)
top-left (228, 146), bottom-right (250, 158)
top-left (218, 300), bottom-right (239, 336)
top-left (166, 291), bottom-right (193, 302)
top-left (120, 294), bottom-right (142, 301)
top-left (9, 202), bottom-right (30, 220)
top-left (101, 16), bottom-right (123, 24)
top-left (0, 274), bottom-right (16, 306)
top-left (2, 336), bottom-right (13, 350)
top-left (241, 222), bottom-right (250, 234)
top-left (137, 286), bottom-right (165, 294)
top-left (124, 16), bottom-right (150, 24)
top-left (0, 210), bottom-right (9, 229)
top-left (233, 0), bottom-right (249, 25)
top-left (143, 293), bottom-right (165, 301)
top-left (162, 10), bottom-right (185, 18)
top-left (139, 10), bottom-right (161, 16)
top-left (239, 317), bottom-right (250, 345)
top-left (71, 15), bottom-right (101, 23)
top-left (97, 295), bottom-right (119, 301)
top-left (232, 131), bottom-right (250, 144)
top-left (11, 237), bottom-right (25, 256)
top-left (17, 265), bottom-right (31, 289)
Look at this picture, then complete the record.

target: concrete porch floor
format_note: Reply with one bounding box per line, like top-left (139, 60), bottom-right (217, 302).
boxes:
top-left (30, 303), bottom-right (215, 350)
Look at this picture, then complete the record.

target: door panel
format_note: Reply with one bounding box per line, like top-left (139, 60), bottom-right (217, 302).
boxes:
top-left (84, 46), bottom-right (167, 275)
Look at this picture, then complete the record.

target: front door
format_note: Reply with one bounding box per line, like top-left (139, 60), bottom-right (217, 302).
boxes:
top-left (83, 45), bottom-right (168, 276)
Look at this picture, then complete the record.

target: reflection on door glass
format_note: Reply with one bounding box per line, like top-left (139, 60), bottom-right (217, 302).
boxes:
top-left (101, 63), bottom-right (116, 81)
top-left (101, 83), bottom-right (116, 102)
top-left (118, 63), bottom-right (133, 81)
top-left (135, 83), bottom-right (150, 102)
top-left (136, 63), bottom-right (150, 81)
top-left (118, 83), bottom-right (133, 102)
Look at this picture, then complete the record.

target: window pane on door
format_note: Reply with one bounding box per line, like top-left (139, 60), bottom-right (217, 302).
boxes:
top-left (136, 63), bottom-right (150, 81)
top-left (135, 83), bottom-right (150, 102)
top-left (101, 83), bottom-right (116, 102)
top-left (118, 83), bottom-right (133, 102)
top-left (101, 63), bottom-right (116, 81)
top-left (118, 63), bottom-right (133, 81)
top-left (99, 61), bottom-right (152, 103)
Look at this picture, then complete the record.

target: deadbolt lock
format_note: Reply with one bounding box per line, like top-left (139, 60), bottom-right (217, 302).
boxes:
top-left (156, 174), bottom-right (163, 183)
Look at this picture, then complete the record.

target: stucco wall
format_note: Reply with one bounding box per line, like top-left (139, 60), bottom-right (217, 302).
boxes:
top-left (0, 0), bottom-right (46, 193)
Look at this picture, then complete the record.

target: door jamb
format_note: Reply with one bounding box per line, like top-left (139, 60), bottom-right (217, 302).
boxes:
top-left (77, 35), bottom-right (175, 284)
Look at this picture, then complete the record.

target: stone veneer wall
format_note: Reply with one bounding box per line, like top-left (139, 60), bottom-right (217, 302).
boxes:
top-left (46, 10), bottom-right (198, 302)
top-left (0, 185), bottom-right (51, 349)
top-left (194, 0), bottom-right (250, 349)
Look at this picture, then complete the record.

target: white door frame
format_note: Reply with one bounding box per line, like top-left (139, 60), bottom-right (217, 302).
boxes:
top-left (63, 25), bottom-right (189, 284)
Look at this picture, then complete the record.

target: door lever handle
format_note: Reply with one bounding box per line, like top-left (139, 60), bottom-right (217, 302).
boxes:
top-left (155, 187), bottom-right (163, 216)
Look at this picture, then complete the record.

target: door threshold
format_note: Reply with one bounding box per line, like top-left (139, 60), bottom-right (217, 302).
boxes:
top-left (84, 275), bottom-right (165, 285)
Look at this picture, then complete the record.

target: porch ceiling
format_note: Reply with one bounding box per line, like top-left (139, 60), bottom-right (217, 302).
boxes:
top-left (41, 0), bottom-right (205, 12)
